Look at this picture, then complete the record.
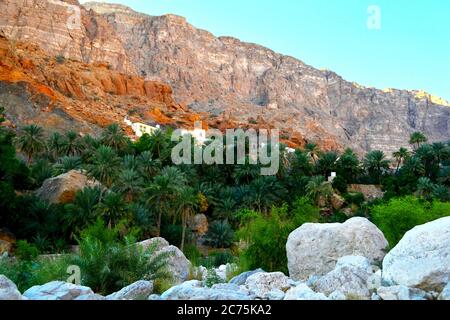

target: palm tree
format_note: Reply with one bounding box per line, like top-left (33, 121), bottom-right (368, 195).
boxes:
top-left (137, 151), bottom-right (161, 181)
top-left (95, 191), bottom-right (128, 228)
top-left (15, 124), bottom-right (45, 163)
top-left (393, 147), bottom-right (411, 173)
top-left (232, 161), bottom-right (260, 184)
top-left (114, 169), bottom-right (144, 202)
top-left (336, 148), bottom-right (361, 182)
top-left (363, 150), bottom-right (390, 184)
top-left (290, 150), bottom-right (314, 177)
top-left (409, 132), bottom-right (428, 149)
top-left (175, 186), bottom-right (198, 251)
top-left (306, 176), bottom-right (333, 207)
top-left (146, 167), bottom-right (187, 236)
top-left (61, 131), bottom-right (83, 156)
top-left (65, 186), bottom-right (102, 237)
top-left (214, 197), bottom-right (236, 220)
top-left (86, 145), bottom-right (121, 187)
top-left (403, 156), bottom-right (426, 177)
top-left (47, 132), bottom-right (65, 159)
top-left (305, 142), bottom-right (320, 164)
top-left (416, 177), bottom-right (435, 200)
top-left (53, 155), bottom-right (82, 175)
top-left (432, 142), bottom-right (450, 165)
top-left (101, 123), bottom-right (129, 152)
top-left (316, 151), bottom-right (339, 178)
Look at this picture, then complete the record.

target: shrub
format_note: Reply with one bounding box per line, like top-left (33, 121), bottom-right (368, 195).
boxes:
top-left (291, 197), bottom-right (321, 226)
top-left (205, 268), bottom-right (224, 288)
top-left (55, 55), bottom-right (66, 64)
top-left (72, 220), bottom-right (172, 295)
top-left (344, 192), bottom-right (366, 207)
top-left (204, 220), bottom-right (235, 249)
top-left (237, 205), bottom-right (293, 274)
top-left (371, 196), bottom-right (450, 248)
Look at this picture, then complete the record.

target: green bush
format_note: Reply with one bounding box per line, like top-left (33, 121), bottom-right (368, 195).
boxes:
top-left (204, 220), bottom-right (235, 249)
top-left (291, 197), bottom-right (321, 226)
top-left (344, 192), bottom-right (366, 207)
top-left (237, 205), bottom-right (293, 274)
top-left (72, 220), bottom-right (172, 295)
top-left (205, 268), bottom-right (225, 288)
top-left (371, 196), bottom-right (450, 248)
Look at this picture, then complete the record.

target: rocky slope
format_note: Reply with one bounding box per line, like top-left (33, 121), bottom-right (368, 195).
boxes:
top-left (0, 31), bottom-right (200, 135)
top-left (0, 0), bottom-right (449, 152)
top-left (1, 217), bottom-right (449, 300)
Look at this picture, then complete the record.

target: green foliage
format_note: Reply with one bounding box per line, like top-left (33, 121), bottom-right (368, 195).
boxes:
top-left (291, 197), bottom-right (321, 226)
top-left (72, 220), bottom-right (172, 295)
top-left (205, 220), bottom-right (235, 249)
top-left (205, 268), bottom-right (225, 288)
top-left (371, 197), bottom-right (450, 248)
top-left (55, 55), bottom-right (66, 64)
top-left (237, 205), bottom-right (293, 273)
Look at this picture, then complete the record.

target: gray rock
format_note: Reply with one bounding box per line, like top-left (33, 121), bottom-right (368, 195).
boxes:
top-left (377, 286), bottom-right (429, 301)
top-left (263, 289), bottom-right (285, 301)
top-left (314, 256), bottom-right (374, 300)
top-left (148, 294), bottom-right (161, 300)
top-left (0, 275), bottom-right (22, 300)
top-left (439, 283), bottom-right (450, 300)
top-left (160, 280), bottom-right (252, 300)
top-left (328, 290), bottom-right (347, 300)
top-left (138, 237), bottom-right (191, 284)
top-left (245, 272), bottom-right (290, 298)
top-left (23, 281), bottom-right (94, 300)
top-left (75, 293), bottom-right (105, 300)
top-left (287, 218), bottom-right (388, 281)
top-left (106, 280), bottom-right (154, 300)
top-left (284, 284), bottom-right (328, 300)
top-left (382, 217), bottom-right (450, 292)
top-left (229, 269), bottom-right (264, 286)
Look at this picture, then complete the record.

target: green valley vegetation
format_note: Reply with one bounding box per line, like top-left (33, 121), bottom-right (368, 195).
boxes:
top-left (1, 113), bottom-right (449, 294)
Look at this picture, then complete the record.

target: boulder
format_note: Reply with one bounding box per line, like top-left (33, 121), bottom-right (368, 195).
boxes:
top-left (263, 289), bottom-right (285, 301)
top-left (229, 269), bottom-right (265, 286)
top-left (35, 170), bottom-right (101, 204)
top-left (284, 284), bottom-right (328, 300)
top-left (382, 217), bottom-right (450, 292)
top-left (160, 280), bottom-right (252, 300)
top-left (106, 280), bottom-right (154, 300)
top-left (75, 294), bottom-right (105, 300)
top-left (314, 256), bottom-right (374, 300)
top-left (286, 217), bottom-right (388, 281)
top-left (0, 275), bottom-right (22, 300)
top-left (377, 286), bottom-right (429, 301)
top-left (439, 283), bottom-right (450, 300)
top-left (23, 281), bottom-right (94, 300)
top-left (348, 185), bottom-right (384, 201)
top-left (189, 214), bottom-right (209, 236)
top-left (138, 237), bottom-right (191, 284)
top-left (244, 272), bottom-right (290, 298)
top-left (0, 229), bottom-right (15, 255)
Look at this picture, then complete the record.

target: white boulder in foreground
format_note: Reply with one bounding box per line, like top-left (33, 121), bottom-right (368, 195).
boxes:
top-left (287, 217), bottom-right (388, 281)
top-left (382, 217), bottom-right (450, 292)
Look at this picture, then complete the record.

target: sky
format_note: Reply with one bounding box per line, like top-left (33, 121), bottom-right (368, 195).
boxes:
top-left (80, 0), bottom-right (450, 102)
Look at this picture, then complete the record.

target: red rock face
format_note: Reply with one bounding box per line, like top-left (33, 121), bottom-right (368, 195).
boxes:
top-left (0, 33), bottom-right (200, 135)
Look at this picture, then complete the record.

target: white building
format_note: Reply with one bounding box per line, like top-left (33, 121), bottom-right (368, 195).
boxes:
top-left (124, 117), bottom-right (160, 138)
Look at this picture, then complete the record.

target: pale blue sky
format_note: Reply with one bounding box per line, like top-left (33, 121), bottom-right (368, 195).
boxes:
top-left (81, 0), bottom-right (450, 102)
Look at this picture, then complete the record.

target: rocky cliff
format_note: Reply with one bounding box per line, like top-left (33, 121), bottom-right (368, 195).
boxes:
top-left (83, 1), bottom-right (450, 153)
top-left (1, 0), bottom-right (449, 152)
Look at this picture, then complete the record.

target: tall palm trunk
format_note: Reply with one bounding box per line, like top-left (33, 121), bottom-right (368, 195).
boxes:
top-left (180, 211), bottom-right (186, 252)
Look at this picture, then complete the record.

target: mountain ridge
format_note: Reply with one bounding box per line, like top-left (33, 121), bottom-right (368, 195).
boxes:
top-left (0, 0), bottom-right (448, 154)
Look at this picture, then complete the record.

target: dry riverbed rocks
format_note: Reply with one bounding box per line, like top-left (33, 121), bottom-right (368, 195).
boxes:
top-left (1, 217), bottom-right (449, 300)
